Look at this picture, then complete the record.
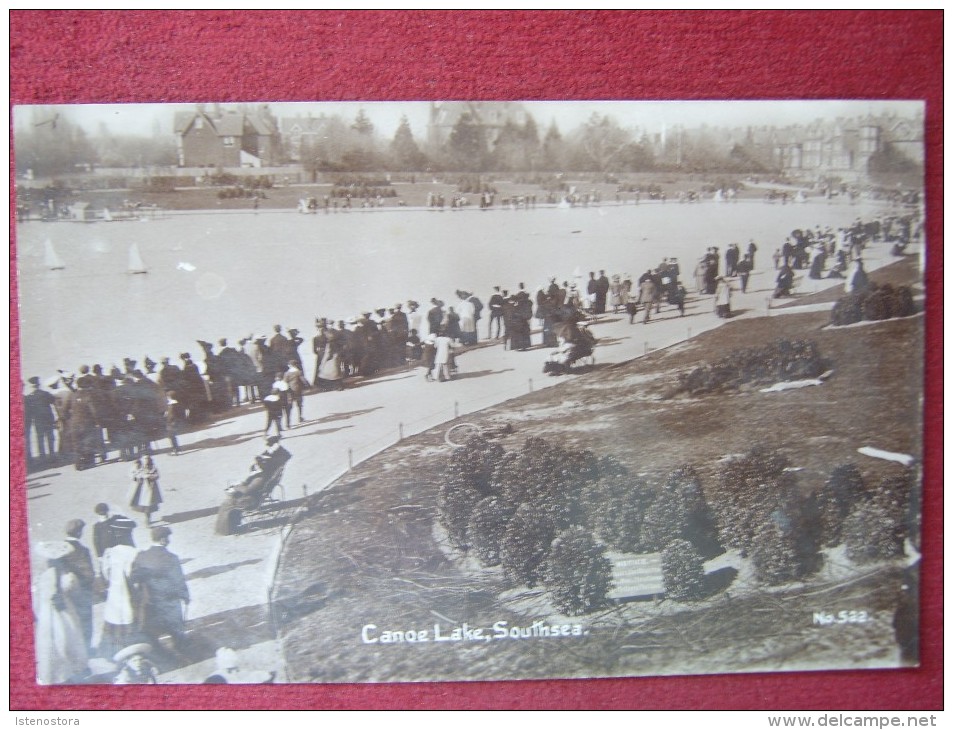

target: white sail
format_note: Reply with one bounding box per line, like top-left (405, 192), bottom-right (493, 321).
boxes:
top-left (44, 239), bottom-right (65, 270)
top-left (128, 242), bottom-right (148, 274)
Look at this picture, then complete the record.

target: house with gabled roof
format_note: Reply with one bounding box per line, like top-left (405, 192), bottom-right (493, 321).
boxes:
top-left (174, 104), bottom-right (279, 169)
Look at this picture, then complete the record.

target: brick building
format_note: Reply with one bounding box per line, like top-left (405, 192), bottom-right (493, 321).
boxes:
top-left (174, 105), bottom-right (279, 169)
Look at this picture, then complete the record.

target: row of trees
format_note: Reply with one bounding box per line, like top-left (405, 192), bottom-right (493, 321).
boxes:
top-left (439, 434), bottom-right (919, 615)
top-left (14, 107), bottom-right (177, 179)
top-left (295, 111), bottom-right (660, 175)
top-left (14, 106), bottom-right (776, 180)
top-left (16, 105), bottom-right (925, 180)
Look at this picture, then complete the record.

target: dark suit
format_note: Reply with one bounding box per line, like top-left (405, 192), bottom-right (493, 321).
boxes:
top-left (130, 544), bottom-right (190, 648)
top-left (594, 275), bottom-right (610, 314)
top-left (23, 387), bottom-right (57, 459)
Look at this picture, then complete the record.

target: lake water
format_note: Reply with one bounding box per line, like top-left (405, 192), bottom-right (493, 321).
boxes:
top-left (14, 199), bottom-right (889, 380)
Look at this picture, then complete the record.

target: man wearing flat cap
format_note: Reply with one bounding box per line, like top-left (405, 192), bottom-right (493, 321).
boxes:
top-left (130, 526), bottom-right (190, 655)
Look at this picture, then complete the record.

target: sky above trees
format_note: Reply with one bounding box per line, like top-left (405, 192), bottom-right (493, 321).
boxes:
top-left (13, 100), bottom-right (923, 141)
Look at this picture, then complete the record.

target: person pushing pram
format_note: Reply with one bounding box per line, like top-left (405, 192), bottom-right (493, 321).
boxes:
top-left (215, 436), bottom-right (292, 535)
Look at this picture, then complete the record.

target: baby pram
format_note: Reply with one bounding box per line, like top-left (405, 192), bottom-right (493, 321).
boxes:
top-left (543, 322), bottom-right (596, 376)
top-left (215, 443), bottom-right (292, 535)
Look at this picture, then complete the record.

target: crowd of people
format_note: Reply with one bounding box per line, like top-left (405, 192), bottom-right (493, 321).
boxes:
top-left (14, 276), bottom-right (596, 470)
top-left (21, 209), bottom-right (920, 473)
top-left (25, 204), bottom-right (921, 686)
top-left (33, 512), bottom-right (186, 684)
top-left (33, 509), bottom-right (277, 685)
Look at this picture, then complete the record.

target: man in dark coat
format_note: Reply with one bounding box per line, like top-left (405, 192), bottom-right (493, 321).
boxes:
top-left (286, 329), bottom-right (304, 371)
top-left (747, 239), bottom-right (758, 269)
top-left (179, 353), bottom-right (207, 423)
top-left (130, 526), bottom-right (190, 654)
top-left (594, 270), bottom-right (610, 314)
top-left (586, 272), bottom-right (598, 312)
top-left (24, 376), bottom-right (57, 464)
top-left (736, 253), bottom-right (754, 293)
top-left (61, 378), bottom-right (103, 470)
top-left (487, 286), bottom-right (505, 339)
top-left (268, 324), bottom-right (292, 365)
top-left (157, 357), bottom-right (183, 395)
top-left (427, 299), bottom-right (445, 336)
top-left (216, 339), bottom-right (243, 408)
top-left (466, 292), bottom-right (483, 340)
top-left (386, 304), bottom-right (410, 366)
top-left (725, 244), bottom-right (740, 277)
top-left (511, 290), bottom-right (534, 350)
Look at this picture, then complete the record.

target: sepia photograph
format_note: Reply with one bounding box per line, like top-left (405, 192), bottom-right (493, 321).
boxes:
top-left (12, 98), bottom-right (927, 687)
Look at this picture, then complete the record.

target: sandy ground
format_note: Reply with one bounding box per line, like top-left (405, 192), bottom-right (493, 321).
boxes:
top-left (18, 225), bottom-right (918, 684)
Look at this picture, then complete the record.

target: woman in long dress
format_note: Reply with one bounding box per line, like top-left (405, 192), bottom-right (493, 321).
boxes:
top-left (129, 455), bottom-right (162, 524)
top-left (34, 541), bottom-right (89, 684)
top-left (608, 275), bottom-right (624, 313)
top-left (98, 541), bottom-right (140, 660)
top-left (456, 295), bottom-right (477, 345)
top-left (316, 338), bottom-right (345, 391)
top-left (714, 276), bottom-right (732, 318)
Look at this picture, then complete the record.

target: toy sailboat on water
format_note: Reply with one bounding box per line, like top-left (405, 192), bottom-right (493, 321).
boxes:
top-left (128, 242), bottom-right (148, 274)
top-left (44, 239), bottom-right (65, 270)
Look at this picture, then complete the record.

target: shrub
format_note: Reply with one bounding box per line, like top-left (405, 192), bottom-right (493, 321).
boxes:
top-left (439, 434), bottom-right (508, 547)
top-left (543, 527), bottom-right (613, 615)
top-left (830, 294), bottom-right (864, 326)
top-left (467, 496), bottom-right (508, 567)
top-left (706, 446), bottom-right (802, 556)
top-left (588, 474), bottom-right (657, 553)
top-left (444, 433), bottom-right (505, 499)
top-left (642, 466), bottom-right (720, 556)
top-left (751, 521), bottom-right (806, 585)
top-left (862, 284), bottom-right (894, 321)
top-left (500, 503), bottom-right (559, 587)
top-left (843, 499), bottom-right (905, 564)
top-left (831, 283), bottom-right (917, 326)
top-left (437, 484), bottom-right (481, 549)
top-left (661, 539), bottom-right (706, 601)
top-left (868, 472), bottom-right (916, 545)
top-left (490, 438), bottom-right (597, 520)
top-left (675, 339), bottom-right (825, 396)
top-left (814, 464), bottom-right (866, 547)
top-left (892, 285), bottom-right (915, 318)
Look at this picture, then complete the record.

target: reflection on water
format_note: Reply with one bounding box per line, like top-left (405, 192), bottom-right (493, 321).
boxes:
top-left (14, 201), bottom-right (888, 379)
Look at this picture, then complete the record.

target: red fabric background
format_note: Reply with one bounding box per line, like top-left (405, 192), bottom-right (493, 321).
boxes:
top-left (9, 10), bottom-right (943, 710)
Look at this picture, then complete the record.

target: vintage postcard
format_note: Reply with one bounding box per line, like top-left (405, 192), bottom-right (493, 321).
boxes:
top-left (13, 99), bottom-right (925, 685)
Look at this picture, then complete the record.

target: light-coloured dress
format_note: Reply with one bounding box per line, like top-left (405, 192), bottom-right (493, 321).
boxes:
top-left (102, 544), bottom-right (138, 625)
top-left (34, 567), bottom-right (89, 685)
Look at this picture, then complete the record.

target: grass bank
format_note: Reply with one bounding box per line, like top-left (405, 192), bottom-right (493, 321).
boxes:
top-left (271, 257), bottom-right (923, 684)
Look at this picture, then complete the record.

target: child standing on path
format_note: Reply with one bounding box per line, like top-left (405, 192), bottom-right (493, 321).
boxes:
top-left (129, 455), bottom-right (163, 525)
